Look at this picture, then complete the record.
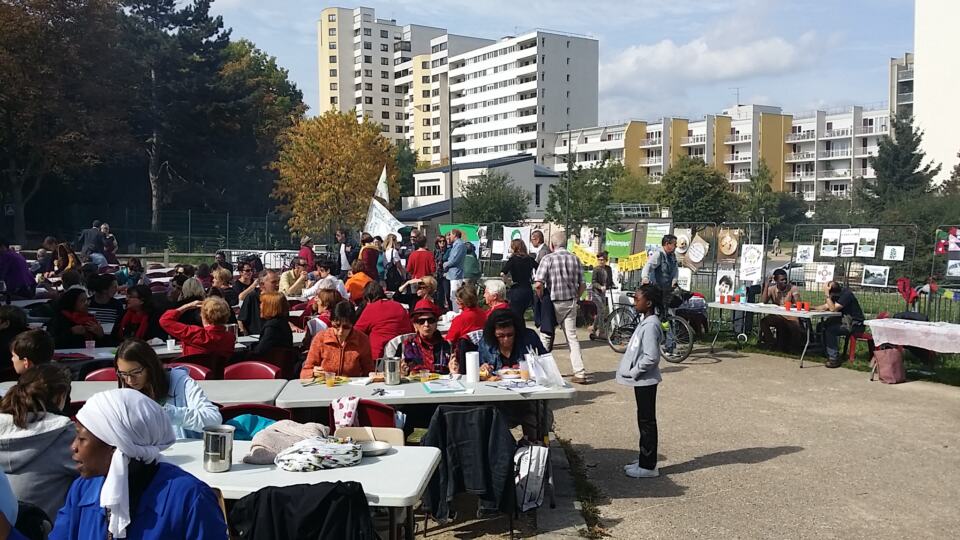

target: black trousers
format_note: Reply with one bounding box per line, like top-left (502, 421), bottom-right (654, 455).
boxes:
top-left (633, 384), bottom-right (658, 470)
top-left (507, 284), bottom-right (533, 320)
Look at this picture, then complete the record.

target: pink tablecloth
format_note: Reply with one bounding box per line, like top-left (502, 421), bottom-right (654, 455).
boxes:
top-left (865, 319), bottom-right (960, 353)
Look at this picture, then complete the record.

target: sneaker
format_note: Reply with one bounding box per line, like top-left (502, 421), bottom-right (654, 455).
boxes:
top-left (825, 358), bottom-right (843, 368)
top-left (571, 375), bottom-right (592, 385)
top-left (623, 460), bottom-right (639, 471)
top-left (624, 464), bottom-right (659, 478)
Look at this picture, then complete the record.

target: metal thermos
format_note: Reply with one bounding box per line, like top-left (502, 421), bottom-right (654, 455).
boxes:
top-left (203, 425), bottom-right (235, 473)
top-left (384, 358), bottom-right (401, 385)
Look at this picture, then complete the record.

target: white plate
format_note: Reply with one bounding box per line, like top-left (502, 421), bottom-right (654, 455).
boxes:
top-left (360, 440), bottom-right (392, 456)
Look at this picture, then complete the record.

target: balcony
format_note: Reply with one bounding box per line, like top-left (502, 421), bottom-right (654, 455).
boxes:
top-left (898, 92), bottom-right (913, 104)
top-left (639, 137), bottom-right (662, 148)
top-left (853, 167), bottom-right (876, 178)
top-left (681, 134), bottom-right (707, 145)
top-left (897, 69), bottom-right (914, 81)
top-left (854, 146), bottom-right (878, 158)
top-left (819, 169), bottom-right (852, 179)
top-left (727, 171), bottom-right (752, 182)
top-left (638, 156), bottom-right (663, 166)
top-left (819, 148), bottom-right (852, 159)
top-left (786, 131), bottom-right (815, 142)
top-left (723, 153), bottom-right (751, 163)
top-left (785, 172), bottom-right (815, 182)
top-left (786, 151), bottom-right (816, 161)
top-left (855, 125), bottom-right (886, 136)
top-left (648, 173), bottom-right (663, 184)
top-left (822, 128), bottom-right (852, 139)
top-left (724, 133), bottom-right (752, 144)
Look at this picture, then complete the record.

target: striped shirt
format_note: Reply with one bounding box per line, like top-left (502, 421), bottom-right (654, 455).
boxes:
top-left (534, 248), bottom-right (584, 301)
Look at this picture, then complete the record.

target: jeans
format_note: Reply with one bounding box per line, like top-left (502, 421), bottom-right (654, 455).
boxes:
top-left (437, 276), bottom-right (450, 311)
top-left (823, 318), bottom-right (863, 360)
top-left (588, 289), bottom-right (608, 337)
top-left (552, 299), bottom-right (585, 377)
top-left (449, 279), bottom-right (463, 313)
top-left (634, 384), bottom-right (659, 470)
top-left (508, 284), bottom-right (533, 321)
top-left (87, 252), bottom-right (107, 268)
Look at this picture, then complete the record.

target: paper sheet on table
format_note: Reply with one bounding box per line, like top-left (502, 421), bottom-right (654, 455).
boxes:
top-left (349, 377), bottom-right (372, 386)
top-left (380, 390), bottom-right (405, 397)
top-left (506, 384), bottom-right (550, 394)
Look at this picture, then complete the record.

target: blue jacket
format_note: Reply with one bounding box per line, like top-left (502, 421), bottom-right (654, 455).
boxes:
top-left (50, 462), bottom-right (227, 540)
top-left (443, 239), bottom-right (466, 281)
top-left (478, 328), bottom-right (547, 371)
top-left (161, 367), bottom-right (222, 439)
top-left (641, 247), bottom-right (678, 289)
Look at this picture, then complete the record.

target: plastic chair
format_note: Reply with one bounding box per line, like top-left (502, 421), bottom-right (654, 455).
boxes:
top-left (845, 332), bottom-right (875, 363)
top-left (224, 361), bottom-right (282, 380)
top-left (334, 426), bottom-right (405, 446)
top-left (383, 332), bottom-right (415, 360)
top-left (220, 403), bottom-right (292, 422)
top-left (168, 362), bottom-right (211, 380)
top-left (85, 368), bottom-right (118, 382)
top-left (243, 347), bottom-right (297, 379)
top-left (65, 400), bottom-right (86, 422)
top-left (327, 399), bottom-right (396, 429)
top-left (173, 353), bottom-right (226, 379)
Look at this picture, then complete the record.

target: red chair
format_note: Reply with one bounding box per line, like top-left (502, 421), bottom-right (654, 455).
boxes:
top-left (327, 399), bottom-right (396, 429)
top-left (167, 362), bottom-right (211, 380)
top-left (243, 347), bottom-right (298, 379)
top-left (846, 332), bottom-right (875, 363)
top-left (172, 353), bottom-right (227, 379)
top-left (220, 404), bottom-right (292, 422)
top-left (65, 400), bottom-right (86, 421)
top-left (85, 368), bottom-right (118, 382)
top-left (224, 361), bottom-right (282, 380)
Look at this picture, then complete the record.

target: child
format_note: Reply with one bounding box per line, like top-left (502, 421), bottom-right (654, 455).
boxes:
top-left (10, 330), bottom-right (55, 375)
top-left (616, 283), bottom-right (664, 478)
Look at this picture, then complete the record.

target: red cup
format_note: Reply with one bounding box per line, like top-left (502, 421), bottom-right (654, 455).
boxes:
top-left (734, 294), bottom-right (741, 303)
top-left (804, 302), bottom-right (811, 312)
top-left (719, 295), bottom-right (726, 304)
top-left (784, 301), bottom-right (793, 311)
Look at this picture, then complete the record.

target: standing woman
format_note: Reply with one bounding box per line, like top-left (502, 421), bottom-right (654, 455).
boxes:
top-left (616, 283), bottom-right (663, 479)
top-left (501, 239), bottom-right (537, 321)
top-left (100, 223), bottom-right (119, 265)
top-left (382, 234), bottom-right (405, 292)
top-left (434, 235), bottom-right (450, 311)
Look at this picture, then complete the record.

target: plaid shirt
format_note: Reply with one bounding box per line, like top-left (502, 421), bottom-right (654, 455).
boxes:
top-left (534, 248), bottom-right (584, 301)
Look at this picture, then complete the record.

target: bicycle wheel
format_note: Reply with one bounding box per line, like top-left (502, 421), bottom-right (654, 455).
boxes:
top-left (606, 306), bottom-right (637, 354)
top-left (661, 315), bottom-right (695, 363)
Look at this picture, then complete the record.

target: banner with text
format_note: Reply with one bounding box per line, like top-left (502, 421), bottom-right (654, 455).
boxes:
top-left (605, 228), bottom-right (634, 260)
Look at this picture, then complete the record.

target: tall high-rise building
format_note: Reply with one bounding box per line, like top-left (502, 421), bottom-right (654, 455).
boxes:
top-left (448, 31), bottom-right (599, 165)
top-left (889, 53), bottom-right (914, 120)
top-left (914, 1), bottom-right (959, 182)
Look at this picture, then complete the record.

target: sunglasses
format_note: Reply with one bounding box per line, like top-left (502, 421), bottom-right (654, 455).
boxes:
top-left (414, 318), bottom-right (437, 325)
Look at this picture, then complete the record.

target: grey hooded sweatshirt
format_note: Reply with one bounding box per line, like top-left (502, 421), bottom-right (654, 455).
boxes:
top-left (0, 412), bottom-right (78, 521)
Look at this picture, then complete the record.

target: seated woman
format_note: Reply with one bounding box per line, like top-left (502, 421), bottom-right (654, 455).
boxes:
top-left (355, 282), bottom-right (412, 359)
top-left (46, 288), bottom-right (105, 349)
top-left (114, 285), bottom-right (165, 342)
top-left (115, 257), bottom-right (146, 290)
top-left (86, 273), bottom-right (125, 328)
top-left (483, 279), bottom-right (511, 313)
top-left (344, 260), bottom-right (373, 303)
top-left (195, 264), bottom-right (213, 291)
top-left (114, 339), bottom-right (222, 439)
top-left (0, 364), bottom-right (78, 520)
top-left (393, 275), bottom-right (438, 312)
top-left (249, 292), bottom-right (293, 356)
top-left (479, 308), bottom-right (547, 372)
top-left (445, 284), bottom-right (488, 345)
top-left (0, 306), bottom-right (29, 379)
top-left (401, 305), bottom-right (457, 375)
top-left (50, 389), bottom-right (227, 539)
top-left (299, 301), bottom-right (373, 378)
top-left (207, 267), bottom-right (239, 307)
top-left (159, 297), bottom-right (236, 358)
top-left (52, 243), bottom-right (81, 277)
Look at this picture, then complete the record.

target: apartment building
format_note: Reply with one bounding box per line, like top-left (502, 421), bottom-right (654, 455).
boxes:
top-left (914, 2), bottom-right (959, 182)
top-left (448, 31), bottom-right (599, 165)
top-left (549, 103), bottom-right (889, 203)
top-left (889, 53), bottom-right (914, 120)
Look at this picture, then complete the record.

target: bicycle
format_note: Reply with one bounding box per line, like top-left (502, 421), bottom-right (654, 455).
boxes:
top-left (605, 288), bottom-right (695, 363)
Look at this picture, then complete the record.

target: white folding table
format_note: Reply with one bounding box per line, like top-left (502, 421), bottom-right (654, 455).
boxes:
top-left (708, 302), bottom-right (842, 367)
top-left (3, 379), bottom-right (288, 405)
top-left (164, 440), bottom-right (439, 540)
top-left (865, 318), bottom-right (960, 353)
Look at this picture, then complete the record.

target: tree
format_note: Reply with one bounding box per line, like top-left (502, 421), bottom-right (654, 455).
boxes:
top-left (457, 171), bottom-right (530, 224)
top-left (545, 161), bottom-right (617, 232)
top-left (659, 156), bottom-right (740, 223)
top-left (0, 0), bottom-right (134, 244)
top-left (939, 150), bottom-right (960, 195)
top-left (611, 166), bottom-right (661, 203)
top-left (395, 140), bottom-right (418, 205)
top-left (741, 159), bottom-right (776, 223)
top-left (272, 110), bottom-right (397, 236)
top-left (858, 116), bottom-right (941, 214)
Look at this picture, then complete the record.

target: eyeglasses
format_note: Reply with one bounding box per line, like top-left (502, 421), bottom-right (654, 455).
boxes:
top-left (494, 332), bottom-right (515, 340)
top-left (414, 318), bottom-right (437, 325)
top-left (116, 367), bottom-right (145, 380)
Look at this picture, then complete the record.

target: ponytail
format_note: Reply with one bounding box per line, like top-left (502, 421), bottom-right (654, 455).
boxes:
top-left (0, 365), bottom-right (72, 429)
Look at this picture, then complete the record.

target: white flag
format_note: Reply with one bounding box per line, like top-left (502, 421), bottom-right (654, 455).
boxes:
top-left (374, 166), bottom-right (389, 204)
top-left (364, 198), bottom-right (404, 240)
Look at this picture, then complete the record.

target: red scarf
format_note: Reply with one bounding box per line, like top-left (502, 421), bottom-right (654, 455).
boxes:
top-left (61, 310), bottom-right (98, 327)
top-left (118, 309), bottom-right (150, 339)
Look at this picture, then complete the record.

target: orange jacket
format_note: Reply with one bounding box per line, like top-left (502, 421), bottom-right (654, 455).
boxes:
top-left (345, 272), bottom-right (373, 303)
top-left (300, 328), bottom-right (374, 378)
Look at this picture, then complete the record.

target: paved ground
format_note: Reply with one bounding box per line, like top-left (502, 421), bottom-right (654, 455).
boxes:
top-left (546, 333), bottom-right (960, 539)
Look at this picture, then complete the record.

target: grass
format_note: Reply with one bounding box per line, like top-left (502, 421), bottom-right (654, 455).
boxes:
top-left (556, 437), bottom-right (610, 539)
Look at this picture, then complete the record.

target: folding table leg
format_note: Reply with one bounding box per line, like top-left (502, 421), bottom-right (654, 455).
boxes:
top-left (799, 322), bottom-right (811, 368)
top-left (710, 309), bottom-right (724, 353)
top-left (389, 507), bottom-right (397, 540)
top-left (404, 506), bottom-right (414, 540)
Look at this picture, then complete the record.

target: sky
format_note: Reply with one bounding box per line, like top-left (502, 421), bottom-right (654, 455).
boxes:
top-left (210, 0), bottom-right (914, 122)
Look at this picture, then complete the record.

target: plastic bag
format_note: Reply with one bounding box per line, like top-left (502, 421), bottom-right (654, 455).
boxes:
top-left (526, 353), bottom-right (565, 388)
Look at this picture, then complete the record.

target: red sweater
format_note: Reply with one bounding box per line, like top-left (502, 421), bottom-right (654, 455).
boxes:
top-left (406, 250), bottom-right (436, 279)
top-left (159, 309), bottom-right (236, 358)
top-left (355, 299), bottom-right (413, 358)
top-left (445, 306), bottom-right (488, 343)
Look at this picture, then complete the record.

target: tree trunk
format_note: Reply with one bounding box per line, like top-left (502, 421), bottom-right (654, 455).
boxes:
top-left (11, 176), bottom-right (26, 246)
top-left (148, 130), bottom-right (161, 231)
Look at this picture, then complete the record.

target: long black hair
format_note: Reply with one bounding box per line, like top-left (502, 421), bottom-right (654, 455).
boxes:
top-left (114, 339), bottom-right (169, 402)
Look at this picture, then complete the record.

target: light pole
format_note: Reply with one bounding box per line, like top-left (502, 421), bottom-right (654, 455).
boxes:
top-left (445, 73), bottom-right (471, 224)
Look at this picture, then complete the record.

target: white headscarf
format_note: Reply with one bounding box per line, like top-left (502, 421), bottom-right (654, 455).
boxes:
top-left (76, 388), bottom-right (176, 538)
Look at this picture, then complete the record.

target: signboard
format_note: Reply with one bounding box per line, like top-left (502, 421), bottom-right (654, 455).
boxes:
top-left (604, 228), bottom-right (633, 260)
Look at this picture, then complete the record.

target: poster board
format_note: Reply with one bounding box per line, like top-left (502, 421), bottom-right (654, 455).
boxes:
top-left (856, 228), bottom-right (879, 258)
top-left (739, 244), bottom-right (764, 282)
top-left (795, 245), bottom-right (815, 264)
top-left (604, 229), bottom-right (633, 260)
top-left (501, 226), bottom-right (531, 259)
top-left (862, 265), bottom-right (889, 288)
top-left (820, 229), bottom-right (840, 258)
top-left (715, 267), bottom-right (736, 301)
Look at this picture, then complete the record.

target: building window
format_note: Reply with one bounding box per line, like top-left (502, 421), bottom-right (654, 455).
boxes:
top-left (381, 97), bottom-right (389, 105)
top-left (566, 90), bottom-right (570, 98)
top-left (422, 119), bottom-right (430, 127)
top-left (381, 57), bottom-right (389, 65)
top-left (535, 184), bottom-right (542, 207)
top-left (422, 61), bottom-right (429, 69)
top-left (566, 74), bottom-right (570, 82)
top-left (566, 57), bottom-right (570, 64)
top-left (381, 70), bottom-right (389, 78)
top-left (329, 69), bottom-right (337, 76)
top-left (363, 28), bottom-right (371, 36)
top-left (566, 107), bottom-right (570, 114)
top-left (364, 96), bottom-right (373, 104)
top-left (381, 84), bottom-right (389, 92)
top-left (423, 133), bottom-right (431, 140)
top-left (364, 55), bottom-right (372, 63)
top-left (329, 42), bottom-right (337, 50)
top-left (364, 69), bottom-right (373, 77)
top-left (566, 40), bottom-right (570, 48)
top-left (396, 112), bottom-right (404, 120)
top-left (327, 14), bottom-right (336, 22)
top-left (364, 83), bottom-right (372, 91)
top-left (355, 97), bottom-right (361, 104)
top-left (395, 99), bottom-right (404, 106)
top-left (328, 55), bottom-right (336, 63)
top-left (380, 43), bottom-right (389, 52)
top-left (381, 111), bottom-right (389, 119)
top-left (328, 28), bottom-right (336, 36)
top-left (330, 82), bottom-right (338, 90)
top-left (422, 75), bottom-right (430, 84)
top-left (381, 124), bottom-right (390, 132)
top-left (380, 29), bottom-right (388, 38)
top-left (395, 126), bottom-right (404, 133)
top-left (363, 41), bottom-right (372, 50)
top-left (433, 146), bottom-right (440, 153)
top-left (330, 97), bottom-right (338, 104)
top-left (422, 90), bottom-right (430, 98)
top-left (432, 118), bottom-right (440, 125)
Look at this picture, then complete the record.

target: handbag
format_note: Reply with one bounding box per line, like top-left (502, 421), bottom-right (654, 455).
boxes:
top-left (870, 346), bottom-right (906, 384)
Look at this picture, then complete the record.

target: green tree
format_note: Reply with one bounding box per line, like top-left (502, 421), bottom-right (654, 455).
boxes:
top-left (659, 156), bottom-right (740, 223)
top-left (939, 150), bottom-right (960, 195)
top-left (457, 171), bottom-right (530, 224)
top-left (395, 140), bottom-right (418, 204)
top-left (858, 116), bottom-right (941, 214)
top-left (611, 166), bottom-right (661, 203)
top-left (545, 161), bottom-right (617, 232)
top-left (741, 159), bottom-right (776, 222)
top-left (0, 0), bottom-right (134, 243)
top-left (272, 110), bottom-right (397, 235)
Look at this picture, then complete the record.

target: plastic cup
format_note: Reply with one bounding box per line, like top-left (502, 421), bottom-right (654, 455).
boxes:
top-left (166, 339), bottom-right (176, 351)
top-left (784, 301), bottom-right (792, 311)
top-left (734, 294), bottom-right (741, 303)
top-left (804, 302), bottom-right (811, 312)
top-left (419, 369), bottom-right (432, 383)
top-left (84, 340), bottom-right (95, 350)
top-left (324, 371), bottom-right (337, 388)
top-left (519, 360), bottom-right (530, 381)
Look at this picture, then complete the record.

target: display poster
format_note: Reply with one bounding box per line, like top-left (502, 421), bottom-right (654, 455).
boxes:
top-left (674, 228), bottom-right (692, 255)
top-left (677, 267), bottom-right (692, 292)
top-left (715, 267), bottom-right (737, 301)
top-left (501, 226), bottom-right (531, 259)
top-left (815, 263), bottom-right (836, 283)
top-left (438, 223), bottom-right (481, 254)
top-left (718, 228), bottom-right (740, 263)
top-left (645, 222), bottom-right (672, 255)
top-left (685, 234), bottom-right (709, 271)
top-left (862, 265), bottom-right (890, 288)
top-left (604, 228), bottom-right (634, 260)
top-left (856, 228), bottom-right (879, 258)
top-left (883, 245), bottom-right (905, 261)
top-left (820, 229), bottom-right (840, 257)
top-left (840, 228), bottom-right (861, 245)
top-left (840, 244), bottom-right (856, 258)
top-left (739, 244), bottom-right (764, 282)
top-left (795, 244), bottom-right (815, 264)
top-left (948, 259), bottom-right (960, 277)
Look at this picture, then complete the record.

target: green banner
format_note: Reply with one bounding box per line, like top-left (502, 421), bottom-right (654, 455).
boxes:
top-left (605, 228), bottom-right (633, 260)
top-left (438, 223), bottom-right (479, 241)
